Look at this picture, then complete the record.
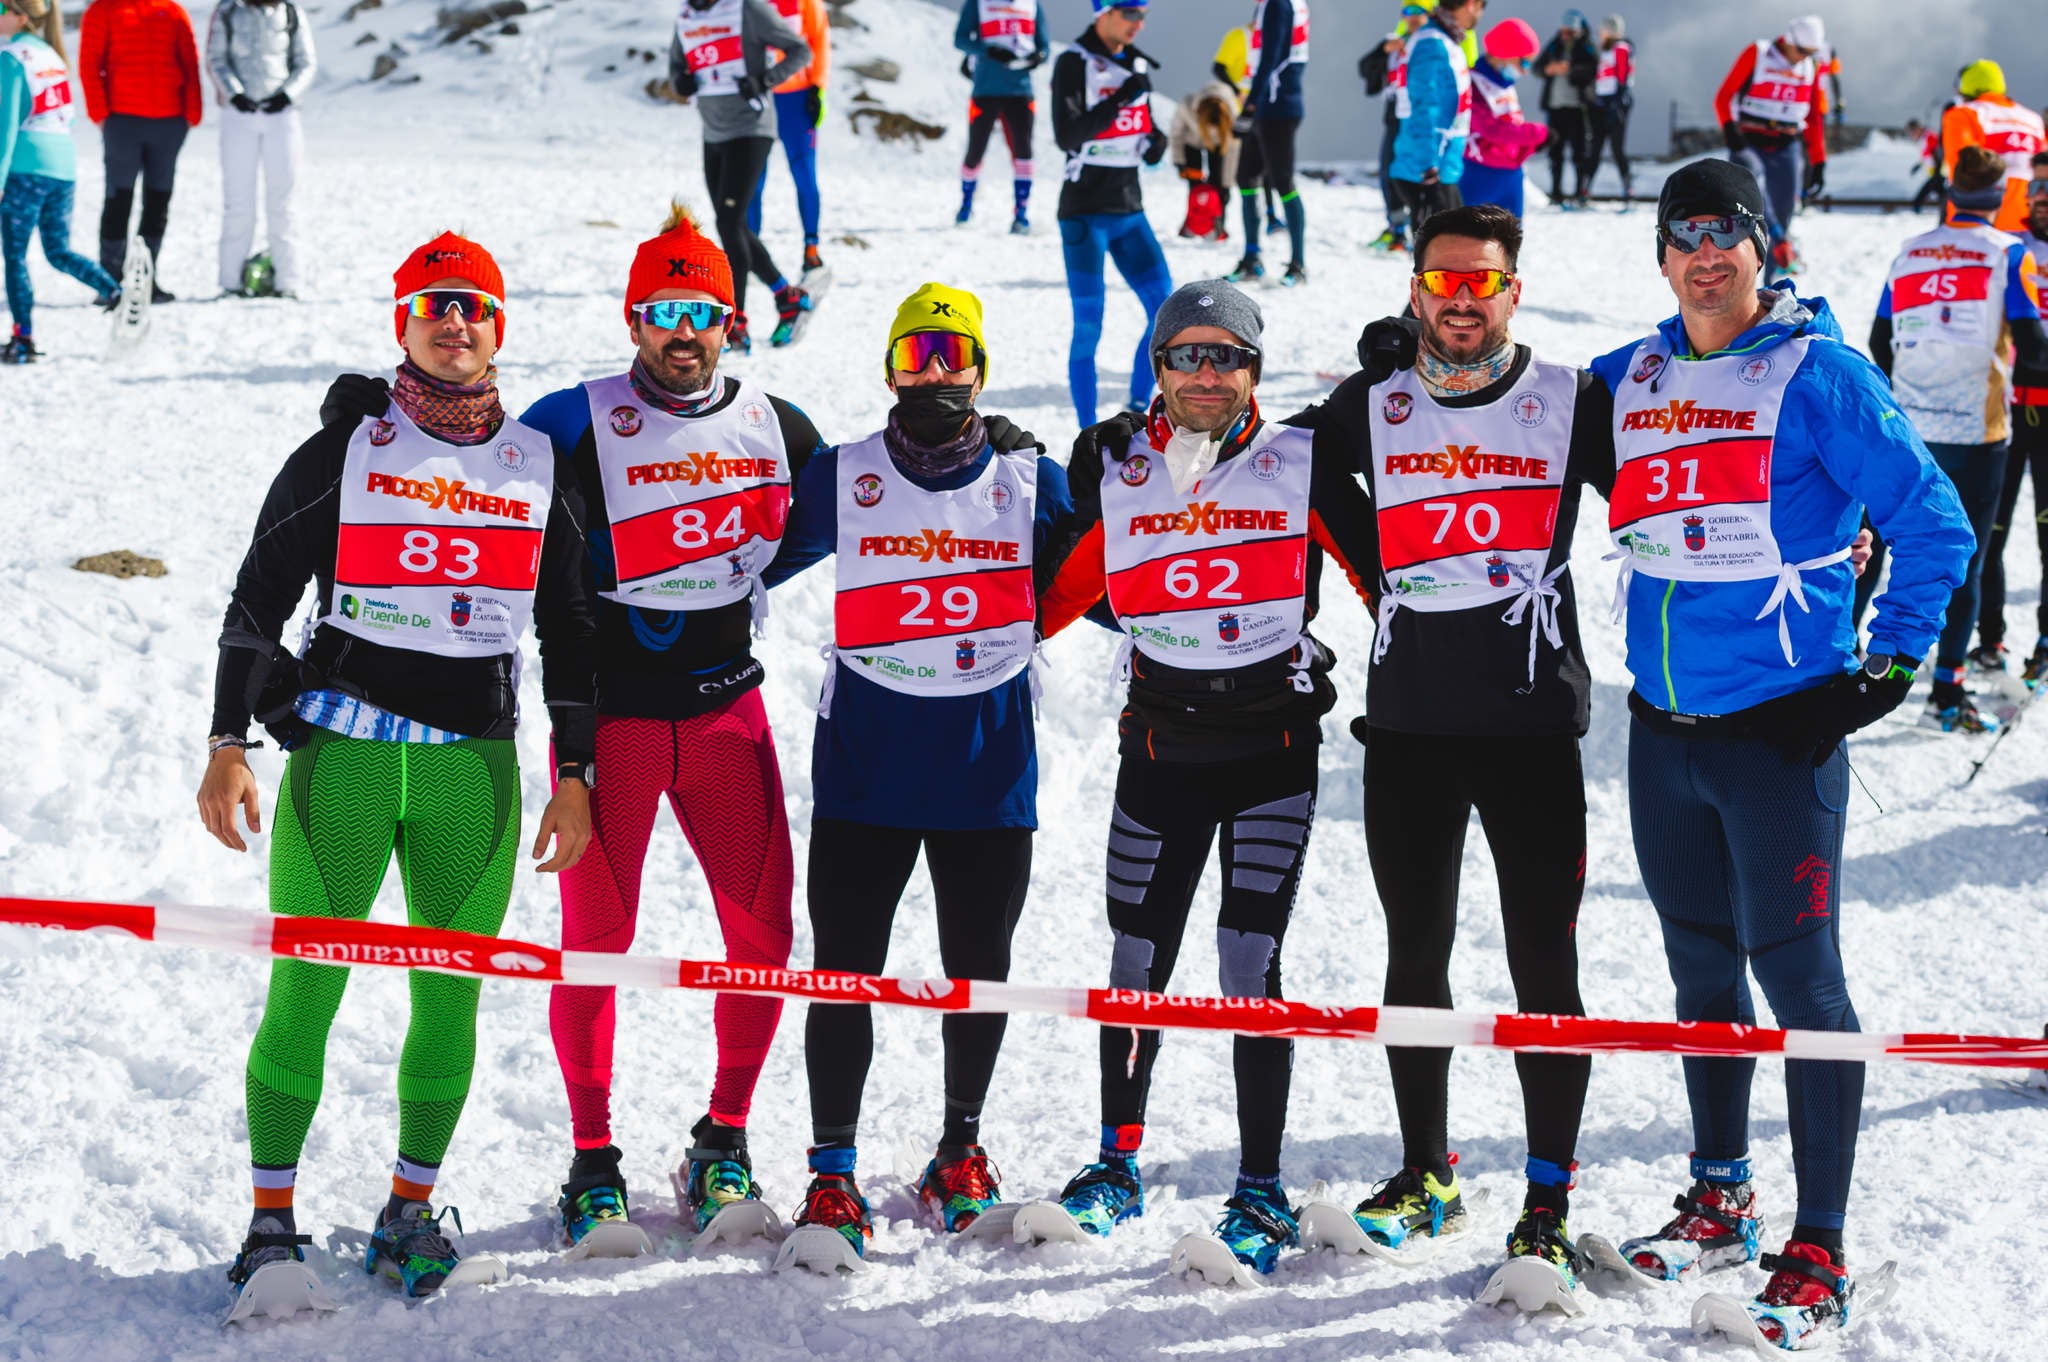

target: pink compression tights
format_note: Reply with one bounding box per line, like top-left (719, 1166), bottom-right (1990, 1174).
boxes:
top-left (549, 692), bottom-right (795, 1144)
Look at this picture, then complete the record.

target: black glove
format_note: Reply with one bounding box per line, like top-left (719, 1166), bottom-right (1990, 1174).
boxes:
top-left (320, 372), bottom-right (391, 428)
top-left (736, 74), bottom-right (766, 104)
top-left (1721, 120), bottom-right (1746, 153)
top-left (982, 45), bottom-right (1017, 65)
top-left (673, 68), bottom-right (699, 99)
top-left (1231, 114), bottom-right (1254, 137)
top-left (982, 413), bottom-right (1044, 456)
top-left (1113, 72), bottom-right (1150, 105)
top-left (1020, 51), bottom-right (1046, 72)
top-left (1356, 314), bottom-right (1421, 379)
top-left (1803, 161), bottom-right (1826, 197)
top-left (1142, 130), bottom-right (1168, 166)
top-left (959, 54), bottom-right (975, 80)
top-left (230, 93), bottom-right (259, 113)
top-left (261, 92), bottom-right (291, 113)
top-left (1751, 656), bottom-right (1918, 766)
top-left (1077, 409), bottom-right (1149, 470)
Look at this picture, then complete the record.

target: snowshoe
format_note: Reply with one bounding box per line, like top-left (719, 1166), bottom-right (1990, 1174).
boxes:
top-left (769, 285), bottom-right (813, 348)
top-left (108, 235), bottom-right (154, 353)
top-left (1326, 1163), bottom-right (1468, 1262)
top-left (366, 1201), bottom-right (505, 1296)
top-left (1281, 261), bottom-right (1308, 288)
top-left (1010, 215), bottom-right (1031, 237)
top-left (558, 1151), bottom-right (652, 1260)
top-left (2021, 644), bottom-right (2048, 690)
top-left (1038, 1158), bottom-right (1143, 1240)
top-left (1226, 253), bottom-right (1266, 284)
top-left (915, 1145), bottom-right (1005, 1234)
top-left (1617, 1179), bottom-right (1764, 1282)
top-left (725, 310), bottom-right (753, 355)
top-left (1574, 1230), bottom-right (1661, 1290)
top-left (1367, 229), bottom-right (1407, 254)
top-left (224, 1219), bottom-right (338, 1325)
top-left (1476, 1205), bottom-right (1589, 1317)
top-left (1922, 695), bottom-right (2000, 734)
top-left (1172, 1183), bottom-right (1297, 1287)
top-left (1, 333), bottom-right (38, 364)
top-left (772, 1171), bottom-right (870, 1274)
top-left (802, 243), bottom-right (825, 276)
top-left (676, 1124), bottom-right (780, 1248)
top-left (1691, 1242), bottom-right (1897, 1353)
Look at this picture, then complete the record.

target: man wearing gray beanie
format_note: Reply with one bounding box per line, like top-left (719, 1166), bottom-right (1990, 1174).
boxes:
top-left (1015, 274), bottom-right (1375, 1282)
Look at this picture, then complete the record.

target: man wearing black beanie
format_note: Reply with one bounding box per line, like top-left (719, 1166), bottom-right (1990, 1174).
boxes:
top-left (1580, 157), bottom-right (1974, 1351)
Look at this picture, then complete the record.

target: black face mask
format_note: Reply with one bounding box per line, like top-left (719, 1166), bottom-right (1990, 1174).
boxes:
top-left (892, 383), bottom-right (978, 445)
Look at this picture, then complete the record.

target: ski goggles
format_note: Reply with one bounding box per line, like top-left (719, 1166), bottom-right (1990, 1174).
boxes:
top-left (1156, 341), bottom-right (1260, 374)
top-left (631, 299), bottom-right (734, 331)
top-left (397, 289), bottom-right (503, 324)
top-left (1658, 213), bottom-right (1766, 255)
top-left (2028, 176), bottom-right (2048, 199)
top-left (889, 330), bottom-right (983, 375)
top-left (1416, 268), bottom-right (1515, 299)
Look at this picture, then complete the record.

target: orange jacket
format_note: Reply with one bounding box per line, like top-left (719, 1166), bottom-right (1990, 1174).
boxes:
top-left (1942, 94), bottom-right (2045, 233)
top-left (770, 0), bottom-right (830, 95)
top-left (1712, 40), bottom-right (1827, 164)
top-left (78, 0), bottom-right (203, 125)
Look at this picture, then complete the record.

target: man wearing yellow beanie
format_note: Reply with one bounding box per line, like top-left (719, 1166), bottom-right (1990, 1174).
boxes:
top-left (759, 282), bottom-right (1074, 1273)
top-left (1942, 59), bottom-right (2045, 233)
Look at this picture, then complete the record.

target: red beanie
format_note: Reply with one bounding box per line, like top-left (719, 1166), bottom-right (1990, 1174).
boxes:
top-left (625, 207), bottom-right (735, 322)
top-left (393, 231), bottom-right (507, 346)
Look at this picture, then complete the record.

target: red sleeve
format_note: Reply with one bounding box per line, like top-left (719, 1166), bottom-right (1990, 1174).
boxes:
top-left (1308, 512), bottom-right (1373, 610)
top-left (79, 5), bottom-right (109, 124)
top-left (1038, 523), bottom-right (1107, 639)
top-left (1614, 46), bottom-right (1633, 87)
top-left (1712, 44), bottom-right (1755, 127)
top-left (1803, 81), bottom-right (1827, 162)
top-left (179, 10), bottom-right (203, 125)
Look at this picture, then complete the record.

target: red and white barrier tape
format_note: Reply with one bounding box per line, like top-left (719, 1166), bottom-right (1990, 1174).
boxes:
top-left (4, 896), bottom-right (2045, 1069)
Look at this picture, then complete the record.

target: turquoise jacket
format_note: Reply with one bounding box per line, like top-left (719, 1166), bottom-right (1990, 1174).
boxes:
top-left (1, 33), bottom-right (78, 183)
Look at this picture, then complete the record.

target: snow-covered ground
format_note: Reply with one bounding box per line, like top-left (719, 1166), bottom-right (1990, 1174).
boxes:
top-left (1, 2), bottom-right (2043, 1359)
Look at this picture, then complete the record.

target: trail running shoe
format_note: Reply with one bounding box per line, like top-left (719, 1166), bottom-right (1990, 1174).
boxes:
top-left (1281, 261), bottom-right (1308, 288)
top-left (1056, 1158), bottom-right (1143, 1236)
top-left (1350, 1163), bottom-right (1467, 1251)
top-left (1923, 695), bottom-right (2000, 734)
top-left (684, 1144), bottom-right (764, 1235)
top-left (1619, 1179), bottom-right (1762, 1281)
top-left (1505, 1204), bottom-right (1585, 1282)
top-left (1746, 1240), bottom-right (1856, 1349)
top-left (726, 310), bottom-right (752, 354)
top-left (916, 1145), bottom-right (1003, 1232)
top-left (792, 1172), bottom-right (871, 1261)
top-left (1214, 1183), bottom-right (1299, 1275)
top-left (367, 1201), bottom-right (467, 1297)
top-left (228, 1216), bottom-right (312, 1288)
top-left (802, 243), bottom-right (825, 274)
top-left (557, 1148), bottom-right (633, 1247)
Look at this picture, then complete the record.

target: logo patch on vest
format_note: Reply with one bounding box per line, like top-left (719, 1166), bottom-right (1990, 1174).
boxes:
top-left (956, 638), bottom-right (977, 670)
top-left (1382, 393), bottom-right (1414, 425)
top-left (609, 406), bottom-right (643, 437)
top-left (1217, 612), bottom-right (1240, 642)
top-left (1683, 515), bottom-right (1706, 551)
top-left (1632, 353), bottom-right (1666, 385)
top-left (1120, 454), bottom-right (1152, 486)
top-left (1737, 357), bottom-right (1774, 386)
top-left (852, 473), bottom-right (885, 507)
top-left (495, 442), bottom-right (529, 473)
top-left (369, 420), bottom-right (397, 446)
top-left (450, 592), bottom-right (473, 627)
top-left (1510, 392), bottom-right (1548, 427)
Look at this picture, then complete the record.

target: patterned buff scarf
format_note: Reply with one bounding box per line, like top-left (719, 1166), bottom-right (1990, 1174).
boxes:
top-left (883, 406), bottom-right (988, 479)
top-left (390, 359), bottom-right (504, 445)
top-left (629, 356), bottom-right (726, 417)
top-left (1417, 339), bottom-right (1516, 399)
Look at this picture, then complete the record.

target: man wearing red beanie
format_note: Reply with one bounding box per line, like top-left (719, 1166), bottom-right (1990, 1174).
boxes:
top-left (493, 205), bottom-right (821, 1257)
top-left (198, 230), bottom-right (601, 1312)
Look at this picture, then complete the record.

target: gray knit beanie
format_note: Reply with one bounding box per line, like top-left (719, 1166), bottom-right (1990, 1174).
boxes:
top-left (1150, 279), bottom-right (1264, 375)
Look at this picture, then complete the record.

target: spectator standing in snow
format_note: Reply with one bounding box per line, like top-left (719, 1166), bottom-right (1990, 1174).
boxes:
top-left (1168, 77), bottom-right (1238, 242)
top-left (1386, 0), bottom-right (1479, 233)
top-left (79, 0), bottom-right (201, 298)
top-left (2, 0), bottom-right (121, 364)
top-left (1586, 13), bottom-right (1631, 204)
top-left (1460, 18), bottom-right (1545, 219)
top-left (207, 0), bottom-right (314, 299)
top-left (952, 0), bottom-right (1047, 234)
top-left (1535, 8), bottom-right (1596, 208)
top-left (747, 0), bottom-right (831, 272)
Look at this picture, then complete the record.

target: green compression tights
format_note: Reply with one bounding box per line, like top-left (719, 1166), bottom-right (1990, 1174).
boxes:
top-left (246, 727), bottom-right (520, 1171)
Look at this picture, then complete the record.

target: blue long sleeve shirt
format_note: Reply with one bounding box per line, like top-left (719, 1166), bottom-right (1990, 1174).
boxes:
top-left (954, 0), bottom-right (1049, 101)
top-left (1590, 291), bottom-right (1974, 716)
top-left (765, 439), bottom-right (1073, 831)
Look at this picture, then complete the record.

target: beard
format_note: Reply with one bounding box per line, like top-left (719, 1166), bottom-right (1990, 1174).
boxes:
top-left (1423, 308), bottom-right (1512, 364)
top-left (1163, 383), bottom-right (1247, 435)
top-left (641, 335), bottom-right (717, 393)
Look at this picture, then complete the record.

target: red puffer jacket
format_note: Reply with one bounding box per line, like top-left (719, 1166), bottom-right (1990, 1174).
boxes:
top-left (78, 0), bottom-right (204, 125)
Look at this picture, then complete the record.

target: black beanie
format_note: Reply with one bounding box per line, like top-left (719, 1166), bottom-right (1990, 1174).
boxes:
top-left (1655, 159), bottom-right (1771, 264)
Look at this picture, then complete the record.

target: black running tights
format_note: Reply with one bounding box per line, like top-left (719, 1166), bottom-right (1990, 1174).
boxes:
top-left (1362, 726), bottom-right (1589, 1177)
top-left (804, 818), bottom-right (1031, 1149)
top-left (703, 136), bottom-right (783, 314)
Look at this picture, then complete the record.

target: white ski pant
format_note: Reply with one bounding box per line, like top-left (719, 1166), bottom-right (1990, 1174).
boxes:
top-left (217, 107), bottom-right (302, 293)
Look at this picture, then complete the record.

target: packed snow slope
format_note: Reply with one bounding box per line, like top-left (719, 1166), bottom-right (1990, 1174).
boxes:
top-left (1, 2), bottom-right (2043, 1359)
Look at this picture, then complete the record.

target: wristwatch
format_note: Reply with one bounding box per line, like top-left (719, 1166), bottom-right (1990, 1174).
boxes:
top-left (1861, 653), bottom-right (1915, 682)
top-left (556, 761), bottom-right (597, 790)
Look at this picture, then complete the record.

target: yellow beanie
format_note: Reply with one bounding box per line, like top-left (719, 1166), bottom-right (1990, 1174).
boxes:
top-left (886, 282), bottom-right (988, 384)
top-left (1959, 59), bottom-right (2005, 98)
